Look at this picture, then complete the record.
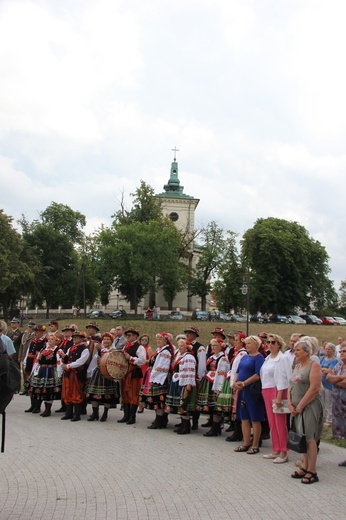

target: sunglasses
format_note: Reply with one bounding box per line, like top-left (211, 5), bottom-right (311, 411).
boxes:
top-left (266, 340), bottom-right (276, 345)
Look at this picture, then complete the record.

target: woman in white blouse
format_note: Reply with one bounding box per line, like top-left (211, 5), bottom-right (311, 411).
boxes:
top-left (260, 334), bottom-right (292, 463)
top-left (139, 332), bottom-right (174, 430)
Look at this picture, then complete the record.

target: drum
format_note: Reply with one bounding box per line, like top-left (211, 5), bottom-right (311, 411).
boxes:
top-left (99, 350), bottom-right (129, 380)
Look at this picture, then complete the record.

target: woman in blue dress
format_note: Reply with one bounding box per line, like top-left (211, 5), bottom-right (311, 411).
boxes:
top-left (233, 335), bottom-right (265, 454)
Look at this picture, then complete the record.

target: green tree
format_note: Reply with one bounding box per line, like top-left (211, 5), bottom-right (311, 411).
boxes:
top-left (113, 180), bottom-right (162, 225)
top-left (213, 231), bottom-right (243, 312)
top-left (40, 202), bottom-right (86, 243)
top-left (20, 203), bottom-right (87, 317)
top-left (0, 210), bottom-right (38, 320)
top-left (241, 217), bottom-right (336, 313)
top-left (189, 221), bottom-right (225, 310)
top-left (96, 219), bottom-right (185, 312)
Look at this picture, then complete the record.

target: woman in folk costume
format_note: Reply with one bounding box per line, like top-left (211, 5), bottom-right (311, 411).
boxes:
top-left (86, 332), bottom-right (120, 422)
top-left (196, 337), bottom-right (230, 436)
top-left (117, 328), bottom-right (146, 425)
top-left (58, 331), bottom-right (90, 422)
top-left (54, 324), bottom-right (76, 414)
top-left (23, 324), bottom-right (48, 414)
top-left (137, 334), bottom-right (153, 413)
top-left (174, 339), bottom-right (197, 435)
top-left (216, 332), bottom-right (248, 441)
top-left (27, 332), bottom-right (62, 417)
top-left (140, 332), bottom-right (174, 429)
top-left (165, 338), bottom-right (187, 416)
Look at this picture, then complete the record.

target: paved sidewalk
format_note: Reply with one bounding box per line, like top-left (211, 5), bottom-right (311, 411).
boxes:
top-left (0, 396), bottom-right (345, 520)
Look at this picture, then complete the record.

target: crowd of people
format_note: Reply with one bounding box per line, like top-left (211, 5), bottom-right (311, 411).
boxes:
top-left (1, 317), bottom-right (345, 481)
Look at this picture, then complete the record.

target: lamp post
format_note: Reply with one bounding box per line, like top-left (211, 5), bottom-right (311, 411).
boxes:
top-left (241, 267), bottom-right (250, 336)
top-left (116, 293), bottom-right (119, 310)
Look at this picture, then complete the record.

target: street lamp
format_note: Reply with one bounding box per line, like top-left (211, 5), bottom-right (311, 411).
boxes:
top-left (241, 267), bottom-right (250, 336)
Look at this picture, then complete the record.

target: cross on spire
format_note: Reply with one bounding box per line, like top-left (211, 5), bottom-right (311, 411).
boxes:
top-left (172, 146), bottom-right (179, 161)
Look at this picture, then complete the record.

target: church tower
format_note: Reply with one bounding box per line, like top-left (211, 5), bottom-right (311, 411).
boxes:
top-left (153, 150), bottom-right (200, 311)
top-left (156, 149), bottom-right (199, 243)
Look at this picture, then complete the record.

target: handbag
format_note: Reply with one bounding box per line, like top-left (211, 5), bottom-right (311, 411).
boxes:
top-left (249, 379), bottom-right (262, 401)
top-left (288, 414), bottom-right (307, 453)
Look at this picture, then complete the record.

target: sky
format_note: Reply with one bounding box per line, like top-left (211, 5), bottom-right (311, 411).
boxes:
top-left (0, 0), bottom-right (345, 291)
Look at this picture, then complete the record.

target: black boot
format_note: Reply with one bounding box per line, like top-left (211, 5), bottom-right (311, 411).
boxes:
top-left (147, 414), bottom-right (163, 429)
top-left (126, 405), bottom-right (137, 424)
top-left (201, 416), bottom-right (212, 428)
top-left (203, 421), bottom-right (222, 437)
top-left (55, 400), bottom-right (66, 413)
top-left (40, 402), bottom-right (52, 417)
top-left (117, 404), bottom-right (130, 423)
top-left (71, 403), bottom-right (82, 422)
top-left (32, 399), bottom-right (42, 414)
top-left (226, 420), bottom-right (243, 442)
top-left (191, 412), bottom-right (199, 431)
top-left (100, 407), bottom-right (109, 422)
top-left (177, 418), bottom-right (191, 435)
top-left (161, 412), bottom-right (168, 429)
top-left (88, 407), bottom-right (100, 421)
top-left (174, 419), bottom-right (184, 433)
top-left (225, 420), bottom-right (235, 432)
top-left (25, 397), bottom-right (35, 413)
top-left (80, 399), bottom-right (87, 415)
top-left (61, 404), bottom-right (74, 420)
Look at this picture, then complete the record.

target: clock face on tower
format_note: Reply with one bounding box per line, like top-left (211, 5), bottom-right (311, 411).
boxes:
top-left (169, 211), bottom-right (179, 222)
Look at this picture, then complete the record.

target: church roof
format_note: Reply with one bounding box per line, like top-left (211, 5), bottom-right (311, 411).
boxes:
top-left (156, 154), bottom-right (198, 201)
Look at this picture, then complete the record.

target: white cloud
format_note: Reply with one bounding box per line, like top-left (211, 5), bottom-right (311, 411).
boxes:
top-left (0, 0), bottom-right (345, 291)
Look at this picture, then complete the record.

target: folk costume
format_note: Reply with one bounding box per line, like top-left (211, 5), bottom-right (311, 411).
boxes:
top-left (86, 333), bottom-right (120, 422)
top-left (176, 349), bottom-right (197, 435)
top-left (184, 326), bottom-right (207, 430)
top-left (197, 351), bottom-right (230, 415)
top-left (28, 338), bottom-right (62, 417)
top-left (6, 319), bottom-right (23, 364)
top-left (23, 325), bottom-right (47, 413)
top-left (117, 328), bottom-right (146, 425)
top-left (59, 332), bottom-right (90, 422)
top-left (165, 352), bottom-right (184, 414)
top-left (140, 332), bottom-right (174, 429)
top-left (54, 325), bottom-right (75, 413)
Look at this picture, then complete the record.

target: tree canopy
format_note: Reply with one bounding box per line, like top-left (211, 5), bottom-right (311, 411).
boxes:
top-left (241, 217), bottom-right (336, 314)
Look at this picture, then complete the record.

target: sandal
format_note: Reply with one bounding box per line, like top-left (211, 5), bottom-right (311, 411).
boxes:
top-left (234, 445), bottom-right (251, 452)
top-left (247, 447), bottom-right (260, 454)
top-left (291, 468), bottom-right (307, 479)
top-left (301, 472), bottom-right (319, 484)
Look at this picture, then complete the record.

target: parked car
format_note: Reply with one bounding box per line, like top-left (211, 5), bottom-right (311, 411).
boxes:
top-left (333, 316), bottom-right (346, 325)
top-left (271, 315), bottom-right (291, 324)
top-left (300, 314), bottom-right (322, 325)
top-left (88, 310), bottom-right (107, 319)
top-left (287, 315), bottom-right (307, 325)
top-left (191, 310), bottom-right (209, 321)
top-left (219, 312), bottom-right (233, 322)
top-left (319, 316), bottom-right (338, 325)
top-left (230, 313), bottom-right (247, 323)
top-left (108, 309), bottom-right (127, 319)
top-left (251, 314), bottom-right (270, 323)
top-left (169, 311), bottom-right (184, 320)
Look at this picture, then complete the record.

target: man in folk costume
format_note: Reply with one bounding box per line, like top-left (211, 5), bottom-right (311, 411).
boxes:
top-left (18, 321), bottom-right (36, 394)
top-left (23, 324), bottom-right (47, 413)
top-left (59, 331), bottom-right (90, 422)
top-left (55, 324), bottom-right (76, 413)
top-left (117, 328), bottom-right (146, 425)
top-left (48, 320), bottom-right (63, 341)
top-left (6, 318), bottom-right (23, 364)
top-left (84, 321), bottom-right (102, 415)
top-left (183, 326), bottom-right (207, 430)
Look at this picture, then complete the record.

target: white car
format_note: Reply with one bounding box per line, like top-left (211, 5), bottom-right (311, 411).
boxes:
top-left (333, 316), bottom-right (346, 326)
